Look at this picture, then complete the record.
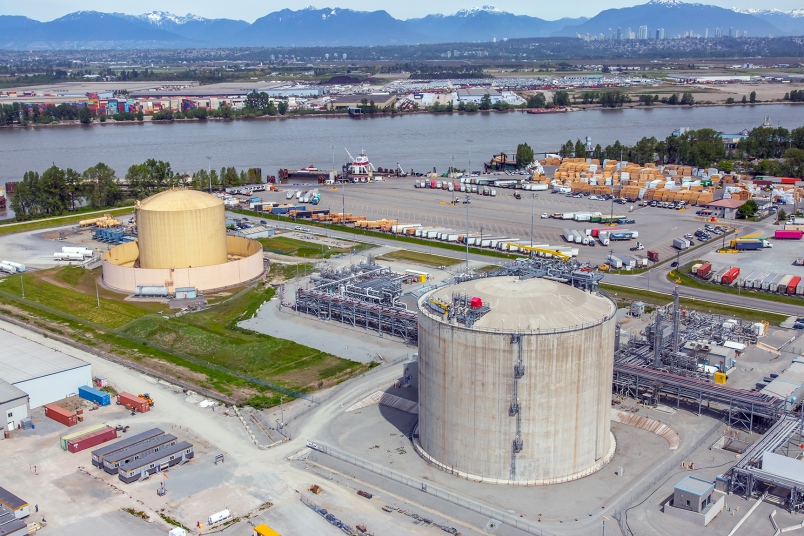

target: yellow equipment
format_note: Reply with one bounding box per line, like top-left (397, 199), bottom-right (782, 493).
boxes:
top-left (429, 299), bottom-right (450, 314)
top-left (714, 372), bottom-right (727, 385)
top-left (138, 393), bottom-right (154, 407)
top-left (507, 244), bottom-right (571, 261)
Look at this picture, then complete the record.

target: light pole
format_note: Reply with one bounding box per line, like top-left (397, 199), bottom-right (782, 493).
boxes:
top-left (467, 139), bottom-right (473, 174)
top-left (530, 193), bottom-right (537, 247)
top-left (279, 395), bottom-right (284, 429)
top-left (465, 194), bottom-right (470, 273)
top-left (207, 156), bottom-right (212, 192)
top-left (20, 275), bottom-right (24, 299)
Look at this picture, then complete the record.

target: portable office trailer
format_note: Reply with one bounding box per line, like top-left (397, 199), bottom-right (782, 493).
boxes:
top-left (91, 428), bottom-right (165, 468)
top-left (117, 441), bottom-right (194, 483)
top-left (102, 433), bottom-right (178, 474)
top-left (0, 486), bottom-right (28, 519)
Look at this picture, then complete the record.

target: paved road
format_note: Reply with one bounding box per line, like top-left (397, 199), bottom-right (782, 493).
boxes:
top-left (295, 221), bottom-right (804, 318)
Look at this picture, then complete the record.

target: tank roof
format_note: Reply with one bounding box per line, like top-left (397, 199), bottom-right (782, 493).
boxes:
top-left (138, 189), bottom-right (222, 212)
top-left (424, 276), bottom-right (614, 331)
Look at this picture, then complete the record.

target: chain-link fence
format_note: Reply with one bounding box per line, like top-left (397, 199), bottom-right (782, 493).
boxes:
top-left (307, 441), bottom-right (559, 536)
top-left (612, 420), bottom-right (723, 535)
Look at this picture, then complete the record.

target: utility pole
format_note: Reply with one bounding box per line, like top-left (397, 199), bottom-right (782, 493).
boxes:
top-left (465, 194), bottom-right (470, 273)
top-left (530, 193), bottom-right (537, 247)
top-left (20, 275), bottom-right (24, 299)
top-left (279, 396), bottom-right (284, 428)
top-left (95, 280), bottom-right (100, 307)
top-left (207, 156), bottom-right (212, 193)
top-left (467, 139), bottom-right (473, 173)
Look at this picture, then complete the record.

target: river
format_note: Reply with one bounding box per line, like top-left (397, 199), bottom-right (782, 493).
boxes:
top-left (2, 104), bottom-right (804, 217)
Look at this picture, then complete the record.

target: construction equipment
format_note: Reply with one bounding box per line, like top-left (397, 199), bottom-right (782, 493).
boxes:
top-left (428, 298), bottom-right (450, 315)
top-left (138, 393), bottom-right (155, 407)
top-left (309, 484), bottom-right (322, 494)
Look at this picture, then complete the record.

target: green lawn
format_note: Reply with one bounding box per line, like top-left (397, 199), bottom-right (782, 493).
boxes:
top-left (0, 267), bottom-right (164, 328)
top-left (376, 249), bottom-right (461, 268)
top-left (0, 206), bottom-right (135, 236)
top-left (0, 267), bottom-right (372, 401)
top-left (599, 283), bottom-right (788, 325)
top-left (669, 261), bottom-right (804, 307)
top-left (258, 236), bottom-right (372, 259)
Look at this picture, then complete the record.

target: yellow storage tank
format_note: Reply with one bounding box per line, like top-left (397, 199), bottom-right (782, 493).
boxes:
top-left (135, 189), bottom-right (227, 269)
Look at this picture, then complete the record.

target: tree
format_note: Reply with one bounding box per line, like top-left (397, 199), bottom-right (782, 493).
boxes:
top-left (742, 95), bottom-right (747, 104)
top-left (516, 143), bottom-right (534, 168)
top-left (680, 92), bottom-right (695, 106)
top-left (527, 93), bottom-right (546, 108)
top-left (479, 93), bottom-right (492, 110)
top-left (463, 101), bottom-right (479, 112)
top-left (83, 163), bottom-right (121, 208)
top-left (667, 93), bottom-right (679, 105)
top-left (778, 208), bottom-right (788, 222)
top-left (552, 90), bottom-right (570, 107)
top-left (749, 91), bottom-right (757, 103)
top-left (277, 101), bottom-right (288, 115)
top-left (78, 107), bottom-right (92, 124)
top-left (560, 139), bottom-right (575, 158)
top-left (574, 139), bottom-right (587, 159)
top-left (737, 199), bottom-right (759, 219)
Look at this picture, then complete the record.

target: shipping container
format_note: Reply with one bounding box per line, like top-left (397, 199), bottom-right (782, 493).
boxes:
top-left (44, 404), bottom-right (77, 427)
top-left (721, 267), bottom-right (740, 285)
top-left (68, 426), bottom-right (117, 453)
top-left (752, 272), bottom-right (770, 289)
top-left (777, 275), bottom-right (794, 293)
top-left (788, 276), bottom-right (802, 295)
top-left (736, 240), bottom-right (763, 251)
top-left (760, 273), bottom-right (778, 290)
top-left (647, 250), bottom-right (659, 262)
top-left (117, 392), bottom-right (150, 413)
top-left (61, 423), bottom-right (110, 450)
top-left (78, 385), bottom-right (111, 406)
top-left (696, 263), bottom-right (712, 278)
top-left (672, 238), bottom-right (690, 250)
top-left (775, 229), bottom-right (803, 240)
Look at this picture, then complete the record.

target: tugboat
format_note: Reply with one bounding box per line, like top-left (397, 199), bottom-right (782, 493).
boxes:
top-left (343, 149), bottom-right (382, 182)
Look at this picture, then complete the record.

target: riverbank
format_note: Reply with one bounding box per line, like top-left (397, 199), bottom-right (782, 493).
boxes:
top-left (2, 100), bottom-right (801, 130)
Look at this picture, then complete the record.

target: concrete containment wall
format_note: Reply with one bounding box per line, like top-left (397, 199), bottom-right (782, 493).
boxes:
top-left (102, 236), bottom-right (263, 293)
top-left (417, 277), bottom-right (617, 485)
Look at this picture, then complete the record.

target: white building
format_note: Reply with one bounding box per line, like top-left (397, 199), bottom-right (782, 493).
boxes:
top-left (0, 329), bottom-right (92, 409)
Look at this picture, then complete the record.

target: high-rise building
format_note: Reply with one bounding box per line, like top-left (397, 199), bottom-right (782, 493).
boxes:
top-left (617, 27), bottom-right (622, 40)
top-left (715, 27), bottom-right (722, 38)
top-left (728, 27), bottom-right (734, 37)
top-left (704, 28), bottom-right (709, 38)
top-left (656, 28), bottom-right (665, 40)
top-left (638, 25), bottom-right (648, 39)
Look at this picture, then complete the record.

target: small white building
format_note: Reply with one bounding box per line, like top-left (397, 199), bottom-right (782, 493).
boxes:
top-left (0, 380), bottom-right (29, 432)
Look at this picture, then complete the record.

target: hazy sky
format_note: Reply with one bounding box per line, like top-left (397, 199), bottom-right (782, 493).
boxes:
top-left (6, 0), bottom-right (802, 22)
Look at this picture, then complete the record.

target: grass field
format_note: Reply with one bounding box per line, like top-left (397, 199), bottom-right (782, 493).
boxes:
top-left (600, 283), bottom-right (788, 325)
top-left (0, 266), bottom-right (372, 403)
top-left (375, 249), bottom-right (461, 268)
top-left (0, 206), bottom-right (135, 236)
top-left (258, 236), bottom-right (372, 259)
top-left (669, 262), bottom-right (804, 307)
top-left (0, 267), bottom-right (164, 328)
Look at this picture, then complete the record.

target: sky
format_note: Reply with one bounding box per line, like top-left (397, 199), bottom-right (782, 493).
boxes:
top-left (4, 0), bottom-right (802, 22)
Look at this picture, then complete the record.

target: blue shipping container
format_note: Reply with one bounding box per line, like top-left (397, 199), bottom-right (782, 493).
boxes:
top-left (78, 385), bottom-right (111, 406)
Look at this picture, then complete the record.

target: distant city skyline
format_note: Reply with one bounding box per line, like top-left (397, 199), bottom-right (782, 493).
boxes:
top-left (5, 0), bottom-right (804, 23)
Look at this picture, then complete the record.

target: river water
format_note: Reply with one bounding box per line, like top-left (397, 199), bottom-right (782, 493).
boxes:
top-left (2, 104), bottom-right (804, 217)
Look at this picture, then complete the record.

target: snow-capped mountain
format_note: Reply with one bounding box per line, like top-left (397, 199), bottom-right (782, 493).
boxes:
top-left (733, 7), bottom-right (804, 34)
top-left (136, 11), bottom-right (207, 26)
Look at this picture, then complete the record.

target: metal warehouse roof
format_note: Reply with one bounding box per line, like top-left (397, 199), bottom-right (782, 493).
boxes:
top-left (91, 428), bottom-right (165, 458)
top-left (0, 486), bottom-right (27, 509)
top-left (675, 476), bottom-right (714, 496)
top-left (0, 380), bottom-right (28, 404)
top-left (0, 329), bottom-right (90, 384)
top-left (119, 441), bottom-right (193, 472)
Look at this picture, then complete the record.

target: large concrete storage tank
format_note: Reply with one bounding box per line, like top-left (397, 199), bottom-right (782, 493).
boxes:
top-left (136, 189), bottom-right (227, 269)
top-left (416, 277), bottom-right (617, 485)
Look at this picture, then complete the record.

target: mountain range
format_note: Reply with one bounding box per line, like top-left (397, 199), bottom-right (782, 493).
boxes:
top-left (0, 1), bottom-right (802, 50)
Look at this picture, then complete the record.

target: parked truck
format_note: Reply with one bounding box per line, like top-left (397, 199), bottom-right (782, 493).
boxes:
top-left (672, 238), bottom-right (691, 250)
top-left (735, 239), bottom-right (764, 251)
top-left (775, 229), bottom-right (803, 240)
top-left (647, 250), bottom-right (659, 262)
top-left (563, 229), bottom-right (574, 243)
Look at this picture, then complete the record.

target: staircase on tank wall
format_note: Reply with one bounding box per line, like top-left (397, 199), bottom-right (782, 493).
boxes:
top-left (509, 333), bottom-right (525, 480)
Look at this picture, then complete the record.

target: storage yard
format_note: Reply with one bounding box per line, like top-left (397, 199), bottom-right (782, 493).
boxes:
top-left (2, 151), bottom-right (804, 536)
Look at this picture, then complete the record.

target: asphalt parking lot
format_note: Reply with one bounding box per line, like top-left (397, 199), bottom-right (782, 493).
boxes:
top-left (253, 179), bottom-right (735, 267)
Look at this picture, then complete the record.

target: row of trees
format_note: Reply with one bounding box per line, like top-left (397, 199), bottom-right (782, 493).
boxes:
top-left (10, 163), bottom-right (122, 220)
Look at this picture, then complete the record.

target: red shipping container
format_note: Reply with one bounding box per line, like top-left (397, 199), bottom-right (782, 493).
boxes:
top-left (44, 404), bottom-right (77, 427)
top-left (788, 276), bottom-right (802, 295)
top-left (721, 267), bottom-right (740, 285)
top-left (697, 263), bottom-right (712, 278)
top-left (117, 392), bottom-right (150, 413)
top-left (68, 427), bottom-right (117, 453)
top-left (647, 250), bottom-right (659, 262)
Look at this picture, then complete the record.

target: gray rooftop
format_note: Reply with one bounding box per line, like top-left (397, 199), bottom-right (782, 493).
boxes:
top-left (0, 328), bottom-right (90, 384)
top-left (0, 509), bottom-right (26, 536)
top-left (675, 475), bottom-right (714, 496)
top-left (761, 361), bottom-right (804, 400)
top-left (0, 380), bottom-right (28, 405)
top-left (118, 441), bottom-right (193, 472)
top-left (103, 433), bottom-right (177, 464)
top-left (91, 428), bottom-right (165, 459)
top-left (0, 487), bottom-right (26, 510)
